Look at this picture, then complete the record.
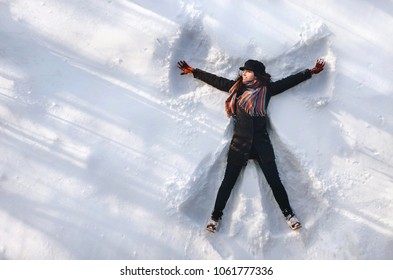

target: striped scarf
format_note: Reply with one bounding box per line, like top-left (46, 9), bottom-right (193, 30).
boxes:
top-left (225, 80), bottom-right (267, 117)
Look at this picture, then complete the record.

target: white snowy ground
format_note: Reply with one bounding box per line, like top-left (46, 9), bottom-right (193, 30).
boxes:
top-left (0, 0), bottom-right (392, 260)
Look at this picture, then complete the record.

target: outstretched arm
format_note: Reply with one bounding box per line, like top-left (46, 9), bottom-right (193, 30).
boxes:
top-left (271, 59), bottom-right (325, 96)
top-left (177, 60), bottom-right (235, 92)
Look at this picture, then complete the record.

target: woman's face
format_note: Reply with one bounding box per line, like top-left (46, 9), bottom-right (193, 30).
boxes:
top-left (242, 69), bottom-right (256, 83)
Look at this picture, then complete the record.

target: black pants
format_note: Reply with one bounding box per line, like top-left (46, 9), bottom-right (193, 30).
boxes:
top-left (211, 158), bottom-right (293, 219)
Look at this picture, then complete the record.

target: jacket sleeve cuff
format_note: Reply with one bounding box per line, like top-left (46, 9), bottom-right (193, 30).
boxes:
top-left (305, 69), bottom-right (312, 78)
top-left (192, 68), bottom-right (203, 78)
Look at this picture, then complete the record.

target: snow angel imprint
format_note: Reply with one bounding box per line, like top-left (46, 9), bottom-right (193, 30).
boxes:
top-left (177, 58), bottom-right (325, 233)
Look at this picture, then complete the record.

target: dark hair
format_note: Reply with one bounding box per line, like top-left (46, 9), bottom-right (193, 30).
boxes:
top-left (231, 71), bottom-right (272, 92)
top-left (255, 72), bottom-right (272, 85)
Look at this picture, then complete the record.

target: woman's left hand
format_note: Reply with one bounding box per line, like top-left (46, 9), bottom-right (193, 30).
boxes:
top-left (310, 59), bottom-right (325, 74)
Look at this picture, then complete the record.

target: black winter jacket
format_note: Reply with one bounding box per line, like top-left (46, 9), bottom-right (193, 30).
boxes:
top-left (193, 68), bottom-right (312, 166)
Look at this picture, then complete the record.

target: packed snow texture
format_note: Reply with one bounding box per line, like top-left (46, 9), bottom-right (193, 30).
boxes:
top-left (1, 0), bottom-right (392, 259)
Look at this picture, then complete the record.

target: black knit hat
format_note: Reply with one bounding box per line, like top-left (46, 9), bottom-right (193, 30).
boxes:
top-left (239, 60), bottom-right (266, 75)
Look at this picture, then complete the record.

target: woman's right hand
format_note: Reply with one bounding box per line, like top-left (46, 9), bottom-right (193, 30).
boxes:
top-left (177, 60), bottom-right (194, 75)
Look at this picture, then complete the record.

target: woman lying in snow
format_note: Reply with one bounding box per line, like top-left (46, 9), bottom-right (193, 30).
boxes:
top-left (177, 58), bottom-right (325, 233)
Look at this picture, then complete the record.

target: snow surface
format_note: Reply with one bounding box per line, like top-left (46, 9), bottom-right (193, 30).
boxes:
top-left (0, 0), bottom-right (393, 260)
